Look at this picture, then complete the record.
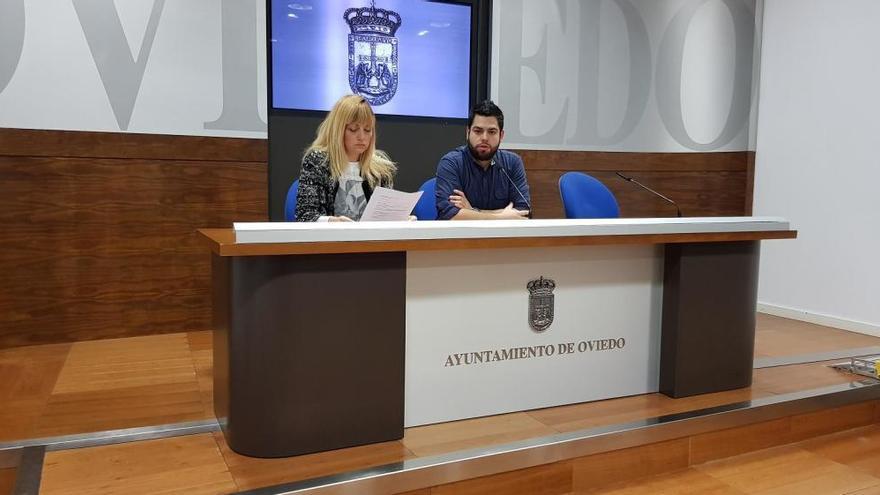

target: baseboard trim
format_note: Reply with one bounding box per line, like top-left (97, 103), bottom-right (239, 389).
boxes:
top-left (758, 303), bottom-right (880, 338)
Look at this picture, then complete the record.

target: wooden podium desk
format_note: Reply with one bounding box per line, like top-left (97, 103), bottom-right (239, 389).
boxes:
top-left (199, 218), bottom-right (796, 458)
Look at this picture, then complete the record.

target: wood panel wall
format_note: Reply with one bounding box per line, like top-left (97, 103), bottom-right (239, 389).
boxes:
top-left (0, 128), bottom-right (753, 348)
top-left (0, 129), bottom-right (267, 349)
top-left (520, 150), bottom-right (754, 218)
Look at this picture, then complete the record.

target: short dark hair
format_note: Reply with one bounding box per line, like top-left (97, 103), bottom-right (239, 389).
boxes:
top-left (468, 100), bottom-right (504, 131)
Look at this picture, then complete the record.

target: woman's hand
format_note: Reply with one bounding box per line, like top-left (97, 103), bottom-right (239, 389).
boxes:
top-left (329, 216), bottom-right (354, 222)
top-left (407, 215), bottom-right (418, 221)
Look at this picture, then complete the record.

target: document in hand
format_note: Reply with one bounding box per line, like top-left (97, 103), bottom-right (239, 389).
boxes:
top-left (360, 187), bottom-right (424, 221)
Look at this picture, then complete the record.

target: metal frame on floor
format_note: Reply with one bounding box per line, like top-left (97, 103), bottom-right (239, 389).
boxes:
top-left (236, 379), bottom-right (880, 495)
top-left (0, 419), bottom-right (220, 495)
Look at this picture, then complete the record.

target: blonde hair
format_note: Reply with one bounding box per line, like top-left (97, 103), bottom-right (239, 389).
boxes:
top-left (307, 94), bottom-right (396, 187)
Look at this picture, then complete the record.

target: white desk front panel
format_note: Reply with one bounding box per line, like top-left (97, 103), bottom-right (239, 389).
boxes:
top-left (405, 245), bottom-right (663, 427)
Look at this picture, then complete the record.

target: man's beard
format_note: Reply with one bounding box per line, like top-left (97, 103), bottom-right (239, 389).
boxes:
top-left (467, 141), bottom-right (499, 162)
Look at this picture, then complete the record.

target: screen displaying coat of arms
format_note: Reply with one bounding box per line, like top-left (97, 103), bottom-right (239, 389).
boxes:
top-left (270, 0), bottom-right (471, 119)
top-left (345, 2), bottom-right (400, 106)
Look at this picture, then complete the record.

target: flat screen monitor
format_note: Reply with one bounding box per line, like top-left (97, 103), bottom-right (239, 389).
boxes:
top-left (269, 0), bottom-right (473, 119)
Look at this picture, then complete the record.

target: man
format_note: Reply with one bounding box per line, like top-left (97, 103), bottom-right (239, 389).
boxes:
top-left (435, 100), bottom-right (531, 220)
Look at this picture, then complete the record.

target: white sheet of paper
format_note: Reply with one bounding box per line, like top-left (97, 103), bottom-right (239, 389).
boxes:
top-left (360, 187), bottom-right (424, 221)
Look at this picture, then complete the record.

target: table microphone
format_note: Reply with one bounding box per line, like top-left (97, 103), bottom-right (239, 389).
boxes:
top-left (615, 172), bottom-right (682, 217)
top-left (497, 161), bottom-right (533, 219)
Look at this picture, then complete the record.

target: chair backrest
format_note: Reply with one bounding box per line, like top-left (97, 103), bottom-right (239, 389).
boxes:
top-left (558, 172), bottom-right (620, 219)
top-left (284, 179), bottom-right (300, 221)
top-left (411, 178), bottom-right (438, 220)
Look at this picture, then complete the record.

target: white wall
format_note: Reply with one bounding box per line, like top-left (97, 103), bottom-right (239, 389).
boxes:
top-left (2, 0), bottom-right (761, 149)
top-left (491, 0), bottom-right (759, 152)
top-left (0, 0), bottom-right (267, 138)
top-left (754, 0), bottom-right (880, 335)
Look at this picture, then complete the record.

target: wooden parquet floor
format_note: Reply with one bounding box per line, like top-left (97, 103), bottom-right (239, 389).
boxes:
top-left (576, 425), bottom-right (880, 495)
top-left (0, 314), bottom-right (877, 494)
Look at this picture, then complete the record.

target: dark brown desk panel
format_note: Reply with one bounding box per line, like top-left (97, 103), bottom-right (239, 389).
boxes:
top-left (660, 241), bottom-right (760, 397)
top-left (213, 251), bottom-right (406, 457)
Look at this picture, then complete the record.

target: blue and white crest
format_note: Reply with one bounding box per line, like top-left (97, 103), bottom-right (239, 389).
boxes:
top-left (344, 1), bottom-right (401, 106)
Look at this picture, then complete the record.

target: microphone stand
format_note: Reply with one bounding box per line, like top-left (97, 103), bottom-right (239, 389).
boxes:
top-left (498, 161), bottom-right (533, 219)
top-left (615, 172), bottom-right (682, 217)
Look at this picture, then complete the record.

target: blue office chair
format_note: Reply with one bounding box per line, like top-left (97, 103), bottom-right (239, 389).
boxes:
top-left (558, 172), bottom-right (620, 219)
top-left (284, 179), bottom-right (300, 221)
top-left (411, 178), bottom-right (438, 220)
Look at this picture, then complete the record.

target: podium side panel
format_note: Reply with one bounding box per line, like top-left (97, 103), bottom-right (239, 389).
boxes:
top-left (660, 241), bottom-right (760, 398)
top-left (221, 252), bottom-right (405, 457)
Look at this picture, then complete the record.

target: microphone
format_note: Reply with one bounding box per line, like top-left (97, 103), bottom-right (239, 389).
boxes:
top-left (615, 172), bottom-right (682, 217)
top-left (497, 160), bottom-right (533, 219)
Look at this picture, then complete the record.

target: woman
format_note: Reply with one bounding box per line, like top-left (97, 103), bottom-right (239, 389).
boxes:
top-left (294, 94), bottom-right (397, 222)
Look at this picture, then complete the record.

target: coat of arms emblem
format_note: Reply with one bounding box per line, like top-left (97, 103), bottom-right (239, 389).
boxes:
top-left (344, 1), bottom-right (401, 106)
top-left (527, 277), bottom-right (556, 332)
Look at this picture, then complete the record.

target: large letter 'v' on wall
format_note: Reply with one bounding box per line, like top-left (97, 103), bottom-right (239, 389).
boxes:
top-left (73, 0), bottom-right (166, 130)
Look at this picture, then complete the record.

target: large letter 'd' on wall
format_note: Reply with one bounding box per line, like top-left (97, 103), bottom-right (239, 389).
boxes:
top-left (570, 0), bottom-right (651, 146)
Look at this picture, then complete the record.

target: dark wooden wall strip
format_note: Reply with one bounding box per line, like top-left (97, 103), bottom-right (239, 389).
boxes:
top-left (745, 151), bottom-right (756, 215)
top-left (0, 128), bottom-right (267, 162)
top-left (0, 130), bottom-right (266, 349)
top-left (519, 150), bottom-right (748, 172)
top-left (521, 150), bottom-right (750, 219)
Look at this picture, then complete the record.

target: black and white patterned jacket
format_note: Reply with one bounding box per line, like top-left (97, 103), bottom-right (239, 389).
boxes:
top-left (294, 149), bottom-right (393, 222)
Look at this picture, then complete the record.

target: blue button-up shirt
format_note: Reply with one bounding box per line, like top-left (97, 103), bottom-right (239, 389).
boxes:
top-left (434, 146), bottom-right (531, 220)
